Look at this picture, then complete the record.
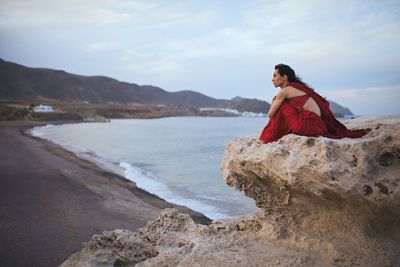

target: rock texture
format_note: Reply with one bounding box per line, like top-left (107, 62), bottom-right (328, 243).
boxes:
top-left (222, 116), bottom-right (400, 207)
top-left (61, 116), bottom-right (400, 267)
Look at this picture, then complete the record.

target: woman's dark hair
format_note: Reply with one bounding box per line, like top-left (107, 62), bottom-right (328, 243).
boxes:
top-left (274, 64), bottom-right (304, 84)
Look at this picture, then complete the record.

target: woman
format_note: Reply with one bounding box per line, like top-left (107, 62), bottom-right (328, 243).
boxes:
top-left (259, 64), bottom-right (366, 143)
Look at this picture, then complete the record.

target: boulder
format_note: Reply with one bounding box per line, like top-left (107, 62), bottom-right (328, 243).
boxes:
top-left (222, 115), bottom-right (400, 208)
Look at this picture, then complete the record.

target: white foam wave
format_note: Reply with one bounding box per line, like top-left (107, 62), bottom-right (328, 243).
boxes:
top-left (29, 124), bottom-right (56, 137)
top-left (28, 124), bottom-right (229, 220)
top-left (199, 107), bottom-right (266, 117)
top-left (119, 162), bottom-right (230, 220)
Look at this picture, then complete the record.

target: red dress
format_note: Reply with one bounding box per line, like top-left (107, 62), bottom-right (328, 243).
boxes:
top-left (259, 82), bottom-right (366, 143)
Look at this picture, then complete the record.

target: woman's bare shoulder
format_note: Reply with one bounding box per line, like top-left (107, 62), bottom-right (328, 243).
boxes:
top-left (283, 85), bottom-right (300, 92)
top-left (279, 86), bottom-right (297, 97)
top-left (279, 86), bottom-right (296, 94)
top-left (284, 86), bottom-right (306, 97)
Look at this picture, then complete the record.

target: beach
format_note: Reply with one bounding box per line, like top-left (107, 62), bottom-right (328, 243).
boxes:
top-left (29, 117), bottom-right (261, 220)
top-left (0, 121), bottom-right (210, 267)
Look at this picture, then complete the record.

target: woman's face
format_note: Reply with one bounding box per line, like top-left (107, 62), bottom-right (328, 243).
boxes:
top-left (272, 69), bottom-right (286, 88)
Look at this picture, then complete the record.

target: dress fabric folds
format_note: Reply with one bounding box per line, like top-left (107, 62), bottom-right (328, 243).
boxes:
top-left (259, 82), bottom-right (366, 143)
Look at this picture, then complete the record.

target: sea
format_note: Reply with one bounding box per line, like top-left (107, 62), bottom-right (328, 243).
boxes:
top-left (31, 116), bottom-right (268, 220)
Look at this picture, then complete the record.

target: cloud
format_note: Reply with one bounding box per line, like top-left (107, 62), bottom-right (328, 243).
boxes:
top-left (0, 0), bottom-right (214, 29)
top-left (120, 49), bottom-right (186, 80)
top-left (0, 0), bottom-right (144, 27)
top-left (0, 0), bottom-right (399, 115)
top-left (326, 85), bottom-right (400, 99)
top-left (239, 0), bottom-right (400, 67)
top-left (323, 85), bottom-right (400, 115)
top-left (84, 41), bottom-right (119, 53)
top-left (91, 8), bottom-right (131, 25)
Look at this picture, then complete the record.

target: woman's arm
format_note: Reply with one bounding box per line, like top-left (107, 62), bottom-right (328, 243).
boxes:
top-left (267, 89), bottom-right (287, 118)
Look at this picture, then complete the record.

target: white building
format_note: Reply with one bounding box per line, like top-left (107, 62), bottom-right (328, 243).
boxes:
top-left (33, 104), bottom-right (54, 113)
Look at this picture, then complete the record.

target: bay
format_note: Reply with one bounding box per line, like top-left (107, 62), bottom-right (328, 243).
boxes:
top-left (32, 116), bottom-right (268, 219)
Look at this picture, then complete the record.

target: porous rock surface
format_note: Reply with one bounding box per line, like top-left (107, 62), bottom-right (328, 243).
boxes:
top-left (222, 115), bottom-right (400, 207)
top-left (61, 116), bottom-right (400, 267)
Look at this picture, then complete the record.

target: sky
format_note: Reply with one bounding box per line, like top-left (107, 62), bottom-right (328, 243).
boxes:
top-left (0, 0), bottom-right (399, 115)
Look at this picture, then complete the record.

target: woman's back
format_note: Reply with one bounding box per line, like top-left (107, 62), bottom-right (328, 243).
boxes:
top-left (260, 64), bottom-right (366, 143)
top-left (284, 86), bottom-right (321, 116)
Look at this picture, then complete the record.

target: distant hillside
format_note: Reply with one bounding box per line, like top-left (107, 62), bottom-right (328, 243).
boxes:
top-left (0, 58), bottom-right (353, 115)
top-left (328, 101), bottom-right (353, 116)
top-left (0, 58), bottom-right (268, 113)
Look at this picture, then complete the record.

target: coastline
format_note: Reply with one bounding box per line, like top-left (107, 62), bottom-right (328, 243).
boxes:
top-left (28, 119), bottom-right (258, 220)
top-left (0, 120), bottom-right (210, 267)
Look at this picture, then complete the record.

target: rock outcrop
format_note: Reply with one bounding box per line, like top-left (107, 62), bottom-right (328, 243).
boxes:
top-left (222, 115), bottom-right (400, 207)
top-left (61, 116), bottom-right (400, 267)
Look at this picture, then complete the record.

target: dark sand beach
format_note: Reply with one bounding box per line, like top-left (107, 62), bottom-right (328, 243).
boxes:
top-left (0, 121), bottom-right (210, 267)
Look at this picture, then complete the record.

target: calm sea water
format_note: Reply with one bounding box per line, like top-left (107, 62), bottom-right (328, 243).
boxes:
top-left (31, 117), bottom-right (268, 220)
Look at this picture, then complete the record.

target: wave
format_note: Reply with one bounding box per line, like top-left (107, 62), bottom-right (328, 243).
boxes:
top-left (199, 108), bottom-right (266, 117)
top-left (119, 162), bottom-right (229, 220)
top-left (30, 124), bottom-right (56, 137)
top-left (29, 124), bottom-right (230, 220)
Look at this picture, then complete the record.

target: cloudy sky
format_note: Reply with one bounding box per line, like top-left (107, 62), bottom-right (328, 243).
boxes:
top-left (0, 0), bottom-right (399, 115)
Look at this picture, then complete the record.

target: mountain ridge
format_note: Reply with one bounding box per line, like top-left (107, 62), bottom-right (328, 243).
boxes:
top-left (0, 58), bottom-right (352, 115)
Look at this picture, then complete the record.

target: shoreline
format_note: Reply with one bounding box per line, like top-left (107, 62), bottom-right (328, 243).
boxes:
top-left (26, 116), bottom-right (363, 221)
top-left (23, 121), bottom-right (211, 221)
top-left (29, 119), bottom-right (246, 220)
top-left (23, 121), bottom-right (214, 222)
top-left (0, 120), bottom-right (210, 267)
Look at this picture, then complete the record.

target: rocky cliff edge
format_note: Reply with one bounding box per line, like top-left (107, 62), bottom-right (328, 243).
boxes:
top-left (61, 116), bottom-right (400, 267)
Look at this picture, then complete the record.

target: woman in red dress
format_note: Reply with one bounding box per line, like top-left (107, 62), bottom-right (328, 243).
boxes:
top-left (259, 64), bottom-right (366, 143)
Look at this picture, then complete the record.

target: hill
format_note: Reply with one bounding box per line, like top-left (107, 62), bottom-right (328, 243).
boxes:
top-left (0, 58), bottom-right (267, 113)
top-left (0, 58), bottom-right (353, 116)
